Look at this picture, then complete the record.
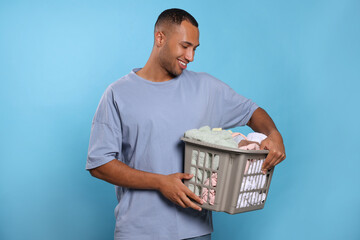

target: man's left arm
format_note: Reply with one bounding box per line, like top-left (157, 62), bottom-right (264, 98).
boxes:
top-left (247, 107), bottom-right (286, 174)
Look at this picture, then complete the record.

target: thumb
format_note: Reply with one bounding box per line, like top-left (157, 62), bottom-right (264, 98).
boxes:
top-left (260, 141), bottom-right (268, 150)
top-left (180, 173), bottom-right (194, 180)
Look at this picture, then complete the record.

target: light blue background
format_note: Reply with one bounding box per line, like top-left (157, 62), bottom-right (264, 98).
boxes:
top-left (1, 0), bottom-right (359, 239)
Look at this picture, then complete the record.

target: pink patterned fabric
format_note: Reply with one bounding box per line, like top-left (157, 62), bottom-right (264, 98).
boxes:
top-left (201, 173), bottom-right (217, 205)
top-left (239, 142), bottom-right (260, 150)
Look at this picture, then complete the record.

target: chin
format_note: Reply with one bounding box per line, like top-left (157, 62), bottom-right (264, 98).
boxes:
top-left (168, 69), bottom-right (181, 78)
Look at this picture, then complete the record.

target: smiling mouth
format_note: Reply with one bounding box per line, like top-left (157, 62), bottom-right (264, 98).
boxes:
top-left (178, 59), bottom-right (187, 69)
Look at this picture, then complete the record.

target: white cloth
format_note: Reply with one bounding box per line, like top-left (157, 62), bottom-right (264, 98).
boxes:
top-left (233, 132), bottom-right (267, 145)
top-left (237, 157), bottom-right (268, 209)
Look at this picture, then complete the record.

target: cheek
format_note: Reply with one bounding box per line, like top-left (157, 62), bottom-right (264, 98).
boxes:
top-left (176, 47), bottom-right (185, 57)
top-left (169, 44), bottom-right (183, 57)
top-left (163, 45), bottom-right (176, 61)
top-left (159, 48), bottom-right (170, 64)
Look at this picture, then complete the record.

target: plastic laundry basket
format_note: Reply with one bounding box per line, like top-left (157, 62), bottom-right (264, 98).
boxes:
top-left (181, 137), bottom-right (274, 214)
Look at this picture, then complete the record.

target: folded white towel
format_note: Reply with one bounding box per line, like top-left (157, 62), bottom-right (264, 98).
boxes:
top-left (247, 132), bottom-right (267, 143)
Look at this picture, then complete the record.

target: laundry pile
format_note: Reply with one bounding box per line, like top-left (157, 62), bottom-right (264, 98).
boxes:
top-left (184, 126), bottom-right (238, 149)
top-left (184, 126), bottom-right (268, 207)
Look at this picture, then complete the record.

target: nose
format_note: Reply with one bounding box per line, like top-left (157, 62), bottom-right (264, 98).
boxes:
top-left (184, 48), bottom-right (195, 63)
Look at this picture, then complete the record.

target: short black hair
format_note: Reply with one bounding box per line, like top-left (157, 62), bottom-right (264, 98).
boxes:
top-left (155, 8), bottom-right (198, 30)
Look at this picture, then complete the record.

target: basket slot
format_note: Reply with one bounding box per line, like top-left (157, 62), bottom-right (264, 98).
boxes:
top-left (245, 158), bottom-right (265, 174)
top-left (204, 153), bottom-right (211, 168)
top-left (203, 170), bottom-right (211, 184)
top-left (212, 154), bottom-right (219, 170)
top-left (236, 190), bottom-right (267, 208)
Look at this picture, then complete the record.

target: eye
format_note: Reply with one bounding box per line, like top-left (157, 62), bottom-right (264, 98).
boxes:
top-left (182, 45), bottom-right (188, 49)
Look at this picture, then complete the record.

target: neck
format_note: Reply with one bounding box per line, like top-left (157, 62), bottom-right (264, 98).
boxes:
top-left (136, 53), bottom-right (174, 82)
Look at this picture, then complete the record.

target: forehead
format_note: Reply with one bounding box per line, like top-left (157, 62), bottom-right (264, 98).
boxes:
top-left (170, 20), bottom-right (199, 45)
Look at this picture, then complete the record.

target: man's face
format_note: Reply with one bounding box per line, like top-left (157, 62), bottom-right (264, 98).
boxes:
top-left (158, 20), bottom-right (200, 77)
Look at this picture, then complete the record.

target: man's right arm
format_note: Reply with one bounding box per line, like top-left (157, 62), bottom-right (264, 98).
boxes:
top-left (89, 159), bottom-right (203, 211)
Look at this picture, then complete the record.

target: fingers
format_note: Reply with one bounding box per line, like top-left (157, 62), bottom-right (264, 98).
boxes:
top-left (180, 193), bottom-right (202, 211)
top-left (176, 196), bottom-right (187, 208)
top-left (172, 186), bottom-right (202, 211)
top-left (259, 133), bottom-right (286, 173)
top-left (262, 150), bottom-right (286, 174)
top-left (176, 173), bottom-right (194, 180)
top-left (274, 152), bottom-right (286, 166)
top-left (182, 173), bottom-right (194, 180)
top-left (163, 174), bottom-right (203, 211)
top-left (186, 187), bottom-right (204, 205)
top-left (260, 140), bottom-right (269, 150)
top-left (180, 181), bottom-right (203, 211)
top-left (262, 150), bottom-right (275, 174)
top-left (177, 173), bottom-right (203, 203)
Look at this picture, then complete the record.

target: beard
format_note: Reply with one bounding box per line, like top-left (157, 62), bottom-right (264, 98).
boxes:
top-left (158, 44), bottom-right (182, 78)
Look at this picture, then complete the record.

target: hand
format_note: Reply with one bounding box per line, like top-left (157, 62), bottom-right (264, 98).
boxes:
top-left (158, 173), bottom-right (203, 211)
top-left (260, 131), bottom-right (286, 174)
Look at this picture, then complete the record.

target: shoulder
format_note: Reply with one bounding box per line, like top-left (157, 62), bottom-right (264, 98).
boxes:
top-left (94, 72), bottom-right (136, 106)
top-left (109, 72), bottom-right (135, 90)
top-left (182, 70), bottom-right (228, 87)
top-left (182, 69), bottom-right (215, 80)
top-left (101, 71), bottom-right (140, 98)
top-left (183, 70), bottom-right (224, 84)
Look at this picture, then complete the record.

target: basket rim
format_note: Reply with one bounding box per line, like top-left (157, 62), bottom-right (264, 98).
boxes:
top-left (181, 137), bottom-right (269, 154)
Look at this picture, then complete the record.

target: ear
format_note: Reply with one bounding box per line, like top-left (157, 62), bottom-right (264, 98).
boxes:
top-left (155, 31), bottom-right (165, 47)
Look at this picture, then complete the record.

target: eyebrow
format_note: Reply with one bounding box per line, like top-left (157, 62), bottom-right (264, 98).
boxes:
top-left (181, 41), bottom-right (200, 48)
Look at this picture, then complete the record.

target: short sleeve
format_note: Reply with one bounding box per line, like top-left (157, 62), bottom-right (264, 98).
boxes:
top-left (86, 87), bottom-right (122, 170)
top-left (208, 74), bottom-right (259, 129)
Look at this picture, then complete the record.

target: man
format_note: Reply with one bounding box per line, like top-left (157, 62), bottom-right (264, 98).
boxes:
top-left (86, 8), bottom-right (285, 240)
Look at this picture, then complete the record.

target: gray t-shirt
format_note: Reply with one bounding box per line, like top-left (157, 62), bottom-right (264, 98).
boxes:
top-left (86, 68), bottom-right (258, 240)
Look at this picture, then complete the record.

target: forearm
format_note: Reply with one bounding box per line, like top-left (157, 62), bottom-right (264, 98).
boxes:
top-left (89, 159), bottom-right (163, 190)
top-left (89, 159), bottom-right (203, 210)
top-left (247, 107), bottom-right (286, 172)
top-left (247, 107), bottom-right (279, 136)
